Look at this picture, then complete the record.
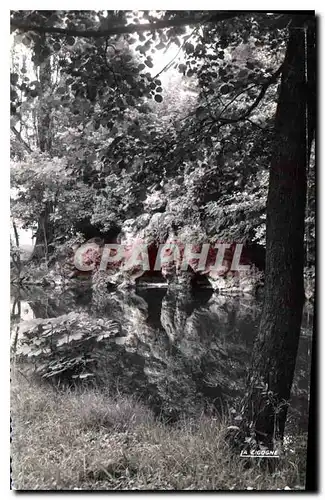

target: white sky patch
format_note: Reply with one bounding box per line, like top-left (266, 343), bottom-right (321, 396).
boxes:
top-left (150, 43), bottom-right (184, 82)
top-left (10, 222), bottom-right (34, 249)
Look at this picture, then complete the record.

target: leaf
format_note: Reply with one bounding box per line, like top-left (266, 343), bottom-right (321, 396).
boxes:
top-left (195, 106), bottom-right (206, 118)
top-left (115, 337), bottom-right (127, 345)
top-left (220, 84), bottom-right (231, 95)
top-left (22, 36), bottom-right (31, 47)
top-left (185, 42), bottom-right (194, 54)
top-left (145, 59), bottom-right (154, 68)
top-left (69, 331), bottom-right (84, 342)
top-left (155, 42), bottom-right (165, 50)
top-left (66, 36), bottom-right (75, 46)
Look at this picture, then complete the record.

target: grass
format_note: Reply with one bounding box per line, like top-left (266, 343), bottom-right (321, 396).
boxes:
top-left (11, 367), bottom-right (307, 491)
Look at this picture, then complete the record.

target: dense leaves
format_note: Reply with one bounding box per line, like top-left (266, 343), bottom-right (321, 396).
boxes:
top-left (10, 10), bottom-right (314, 267)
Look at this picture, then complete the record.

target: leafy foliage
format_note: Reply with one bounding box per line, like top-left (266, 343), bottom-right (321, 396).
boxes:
top-left (9, 10), bottom-right (313, 283)
top-left (16, 311), bottom-right (122, 380)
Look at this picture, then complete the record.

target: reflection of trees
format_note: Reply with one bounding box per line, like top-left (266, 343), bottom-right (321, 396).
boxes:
top-left (11, 292), bottom-right (21, 323)
top-left (12, 285), bottom-right (93, 319)
top-left (126, 291), bottom-right (264, 418)
top-left (28, 300), bottom-right (63, 318)
top-left (170, 295), bottom-right (260, 403)
top-left (160, 289), bottom-right (194, 343)
top-left (11, 293), bottom-right (21, 354)
top-left (13, 284), bottom-right (312, 430)
top-left (136, 288), bottom-right (166, 330)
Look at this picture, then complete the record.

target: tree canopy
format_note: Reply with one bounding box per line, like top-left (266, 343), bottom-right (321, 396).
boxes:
top-left (11, 10), bottom-right (304, 251)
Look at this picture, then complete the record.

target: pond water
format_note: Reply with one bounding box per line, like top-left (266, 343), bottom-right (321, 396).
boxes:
top-left (11, 284), bottom-right (312, 431)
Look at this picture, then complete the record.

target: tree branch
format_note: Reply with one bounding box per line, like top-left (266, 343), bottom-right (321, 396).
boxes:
top-left (218, 84), bottom-right (257, 118)
top-left (11, 220), bottom-right (22, 275)
top-left (11, 126), bottom-right (33, 153)
top-left (10, 12), bottom-right (252, 38)
top-left (216, 63), bottom-right (284, 125)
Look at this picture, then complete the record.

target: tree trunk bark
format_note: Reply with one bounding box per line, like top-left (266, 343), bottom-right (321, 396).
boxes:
top-left (31, 201), bottom-right (54, 262)
top-left (244, 16), bottom-right (315, 447)
top-left (32, 39), bottom-right (54, 262)
top-left (11, 218), bottom-right (22, 275)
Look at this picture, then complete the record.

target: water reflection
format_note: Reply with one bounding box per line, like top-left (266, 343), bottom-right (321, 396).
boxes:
top-left (11, 285), bottom-right (312, 428)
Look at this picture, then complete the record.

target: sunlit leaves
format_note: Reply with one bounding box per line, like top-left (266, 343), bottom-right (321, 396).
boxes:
top-left (145, 58), bottom-right (154, 68)
top-left (10, 10), bottom-right (285, 254)
top-left (155, 41), bottom-right (166, 50)
top-left (178, 63), bottom-right (187, 74)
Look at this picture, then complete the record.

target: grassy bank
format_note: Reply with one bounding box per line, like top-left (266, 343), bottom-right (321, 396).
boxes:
top-left (11, 368), bottom-right (307, 491)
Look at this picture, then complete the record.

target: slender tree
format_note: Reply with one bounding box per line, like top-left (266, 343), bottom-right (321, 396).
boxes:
top-left (31, 34), bottom-right (55, 261)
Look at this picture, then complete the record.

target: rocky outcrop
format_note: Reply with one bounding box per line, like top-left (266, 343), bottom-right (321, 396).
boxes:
top-left (66, 214), bottom-right (265, 295)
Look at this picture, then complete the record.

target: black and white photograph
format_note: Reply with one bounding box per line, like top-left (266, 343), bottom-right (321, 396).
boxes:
top-left (9, 9), bottom-right (316, 491)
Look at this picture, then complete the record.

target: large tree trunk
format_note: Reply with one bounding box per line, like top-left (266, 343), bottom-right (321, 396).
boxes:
top-left (244, 15), bottom-right (315, 447)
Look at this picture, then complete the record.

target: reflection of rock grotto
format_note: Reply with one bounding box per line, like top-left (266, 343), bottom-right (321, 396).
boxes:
top-left (67, 216), bottom-right (265, 295)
